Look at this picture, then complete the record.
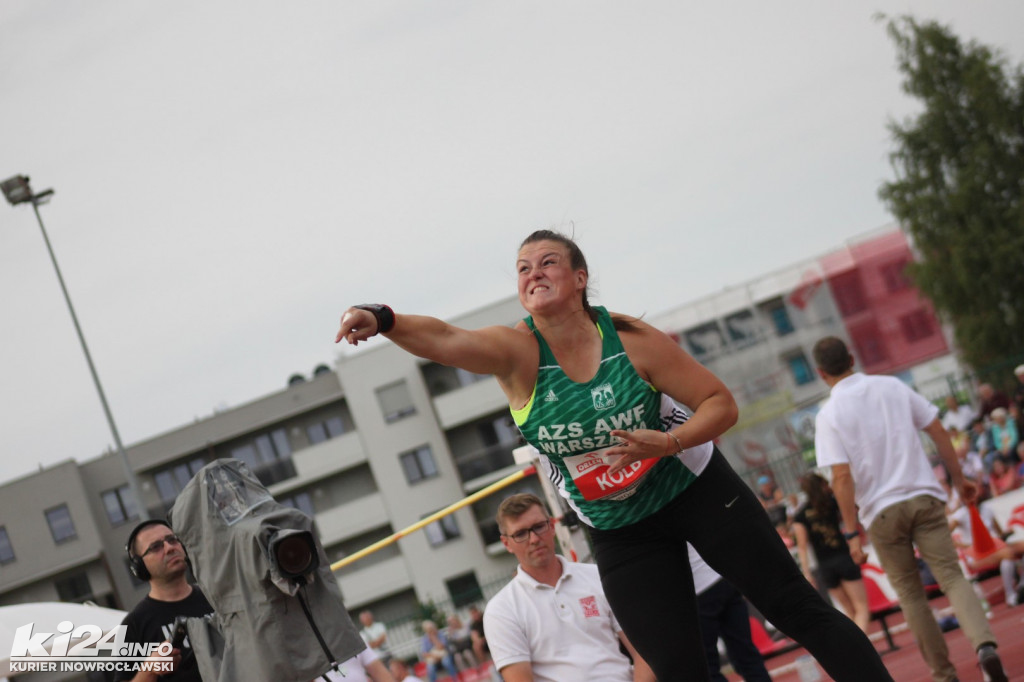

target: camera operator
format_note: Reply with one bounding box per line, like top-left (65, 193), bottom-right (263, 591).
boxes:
top-left (115, 520), bottom-right (213, 681)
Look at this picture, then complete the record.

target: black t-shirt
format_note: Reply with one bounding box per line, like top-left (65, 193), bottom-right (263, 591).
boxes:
top-left (792, 499), bottom-right (849, 564)
top-left (469, 617), bottom-right (487, 653)
top-left (113, 588), bottom-right (213, 682)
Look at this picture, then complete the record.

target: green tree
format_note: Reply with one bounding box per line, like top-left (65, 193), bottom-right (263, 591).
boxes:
top-left (878, 17), bottom-right (1024, 376)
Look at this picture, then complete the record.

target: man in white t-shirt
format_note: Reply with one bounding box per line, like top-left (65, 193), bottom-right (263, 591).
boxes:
top-left (812, 337), bottom-right (1007, 682)
top-left (359, 610), bottom-right (389, 663)
top-left (941, 395), bottom-right (975, 433)
top-left (483, 493), bottom-right (654, 682)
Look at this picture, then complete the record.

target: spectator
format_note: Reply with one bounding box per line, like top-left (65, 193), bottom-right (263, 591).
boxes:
top-left (1013, 365), bottom-right (1024, 412)
top-left (467, 605), bottom-right (489, 669)
top-left (420, 620), bottom-right (459, 682)
top-left (989, 458), bottom-right (1020, 497)
top-left (359, 610), bottom-right (390, 663)
top-left (791, 473), bottom-right (870, 633)
top-left (951, 431), bottom-right (985, 491)
top-left (757, 475), bottom-right (786, 523)
top-left (977, 383), bottom-right (1010, 421)
top-left (446, 614), bottom-right (477, 672)
top-left (990, 408), bottom-right (1019, 464)
top-left (1009, 404), bottom-right (1024, 461)
top-left (969, 418), bottom-right (994, 466)
top-left (941, 395), bottom-right (975, 433)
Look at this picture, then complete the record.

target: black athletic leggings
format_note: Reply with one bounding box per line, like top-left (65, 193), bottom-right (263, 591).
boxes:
top-left (589, 449), bottom-right (893, 682)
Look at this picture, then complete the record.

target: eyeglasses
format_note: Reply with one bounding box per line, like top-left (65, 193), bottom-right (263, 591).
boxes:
top-left (140, 534), bottom-right (182, 557)
top-left (503, 520), bottom-right (552, 543)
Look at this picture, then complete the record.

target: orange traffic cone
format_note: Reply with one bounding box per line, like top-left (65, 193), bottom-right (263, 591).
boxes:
top-left (967, 504), bottom-right (1005, 562)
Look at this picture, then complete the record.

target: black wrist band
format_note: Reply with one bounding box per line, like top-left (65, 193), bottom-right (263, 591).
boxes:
top-left (843, 531), bottom-right (860, 540)
top-left (354, 304), bottom-right (395, 334)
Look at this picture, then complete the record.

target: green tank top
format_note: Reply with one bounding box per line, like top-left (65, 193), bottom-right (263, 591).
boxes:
top-left (511, 307), bottom-right (696, 529)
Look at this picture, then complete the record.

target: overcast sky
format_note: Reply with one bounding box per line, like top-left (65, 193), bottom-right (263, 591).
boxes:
top-left (2, 1), bottom-right (1022, 485)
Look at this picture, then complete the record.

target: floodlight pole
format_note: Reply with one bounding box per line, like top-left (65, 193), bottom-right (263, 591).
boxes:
top-left (5, 176), bottom-right (148, 520)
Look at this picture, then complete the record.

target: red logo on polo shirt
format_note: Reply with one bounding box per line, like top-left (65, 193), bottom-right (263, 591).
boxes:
top-left (580, 596), bottom-right (599, 618)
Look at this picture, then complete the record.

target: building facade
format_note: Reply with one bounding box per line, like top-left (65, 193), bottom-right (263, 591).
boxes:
top-left (1, 297), bottom-right (546, 679)
top-left (652, 226), bottom-right (956, 495)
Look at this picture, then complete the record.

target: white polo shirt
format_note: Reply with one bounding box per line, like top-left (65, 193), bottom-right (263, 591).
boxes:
top-left (484, 556), bottom-right (633, 682)
top-left (815, 372), bottom-right (944, 528)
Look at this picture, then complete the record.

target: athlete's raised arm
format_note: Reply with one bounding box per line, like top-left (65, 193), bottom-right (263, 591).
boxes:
top-left (335, 304), bottom-right (536, 392)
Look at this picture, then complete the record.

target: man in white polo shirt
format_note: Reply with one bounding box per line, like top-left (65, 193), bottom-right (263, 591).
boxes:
top-left (483, 493), bottom-right (654, 682)
top-left (812, 336), bottom-right (1007, 682)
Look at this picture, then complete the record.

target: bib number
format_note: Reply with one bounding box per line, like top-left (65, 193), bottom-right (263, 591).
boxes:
top-left (563, 448), bottom-right (658, 501)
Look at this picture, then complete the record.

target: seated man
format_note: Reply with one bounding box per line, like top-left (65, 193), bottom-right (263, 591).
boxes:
top-left (483, 493), bottom-right (654, 682)
top-left (420, 620), bottom-right (458, 682)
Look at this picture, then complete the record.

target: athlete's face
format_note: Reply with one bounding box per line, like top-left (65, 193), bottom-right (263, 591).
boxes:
top-left (516, 240), bottom-right (587, 314)
top-left (499, 504), bottom-right (556, 571)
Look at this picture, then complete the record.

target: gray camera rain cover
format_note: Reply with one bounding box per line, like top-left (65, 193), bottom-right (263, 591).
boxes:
top-left (168, 458), bottom-right (365, 682)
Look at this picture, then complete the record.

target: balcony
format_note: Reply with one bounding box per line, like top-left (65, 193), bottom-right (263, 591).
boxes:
top-left (334, 554), bottom-right (412, 608)
top-left (269, 432), bottom-right (367, 497)
top-left (453, 440), bottom-right (519, 484)
top-left (431, 377), bottom-right (507, 429)
top-left (314, 493), bottom-right (390, 546)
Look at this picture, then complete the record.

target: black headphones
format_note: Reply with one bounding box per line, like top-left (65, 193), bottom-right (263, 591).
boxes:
top-left (125, 519), bottom-right (173, 582)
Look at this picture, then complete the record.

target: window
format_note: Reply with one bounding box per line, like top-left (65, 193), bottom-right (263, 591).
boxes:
top-left (424, 513), bottom-right (460, 547)
top-left (445, 572), bottom-right (483, 609)
top-left (55, 572), bottom-right (93, 603)
top-left (279, 491), bottom-right (315, 518)
top-left (101, 485), bottom-right (139, 526)
top-left (422, 363), bottom-right (488, 397)
top-left (829, 271), bottom-right (867, 317)
top-left (377, 381), bottom-right (416, 422)
top-left (684, 322), bottom-right (726, 359)
top-left (154, 457), bottom-right (207, 503)
top-left (849, 322), bottom-right (889, 366)
top-left (400, 445), bottom-right (439, 484)
top-left (783, 351), bottom-right (815, 386)
top-left (880, 259), bottom-right (912, 292)
top-left (256, 429), bottom-right (292, 461)
top-left (724, 310), bottom-right (758, 344)
top-left (900, 309), bottom-right (935, 342)
top-left (229, 429), bottom-right (296, 486)
top-left (231, 428), bottom-right (292, 469)
top-left (0, 526), bottom-right (14, 564)
top-left (306, 416), bottom-right (345, 445)
top-left (762, 300), bottom-right (794, 336)
top-left (46, 505), bottom-right (77, 544)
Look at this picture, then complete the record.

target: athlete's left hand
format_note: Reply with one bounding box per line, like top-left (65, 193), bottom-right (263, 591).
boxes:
top-left (605, 429), bottom-right (674, 475)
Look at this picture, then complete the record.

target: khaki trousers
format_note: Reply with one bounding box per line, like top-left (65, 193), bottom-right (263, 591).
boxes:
top-left (869, 495), bottom-right (995, 682)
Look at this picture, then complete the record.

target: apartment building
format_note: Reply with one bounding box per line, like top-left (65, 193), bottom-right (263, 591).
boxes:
top-left (0, 296), bottom-right (542, 636)
top-left (652, 226), bottom-right (957, 494)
